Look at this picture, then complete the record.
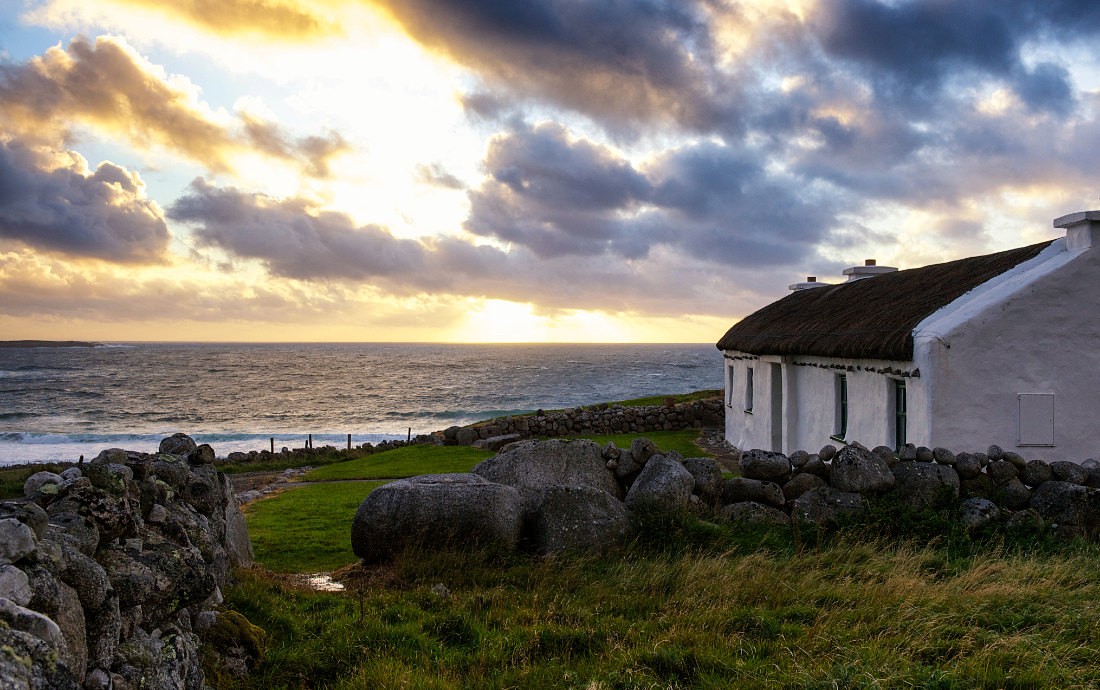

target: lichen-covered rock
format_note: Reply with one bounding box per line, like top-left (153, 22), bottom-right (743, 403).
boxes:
top-left (532, 485), bottom-right (632, 555)
top-left (24, 471), bottom-right (62, 498)
top-left (1003, 452), bottom-right (1027, 470)
top-left (953, 453), bottom-right (981, 480)
top-left (818, 444), bottom-right (837, 462)
top-left (790, 487), bottom-right (865, 526)
top-left (987, 445), bottom-right (1005, 461)
top-left (738, 449), bottom-right (791, 483)
top-left (960, 474), bottom-right (996, 500)
top-left (932, 447), bottom-right (956, 466)
top-left (960, 497), bottom-right (1000, 535)
top-left (1029, 481), bottom-right (1096, 536)
top-left (53, 581), bottom-right (87, 679)
top-left (472, 439), bottom-right (620, 514)
top-left (720, 501), bottom-right (790, 527)
top-left (830, 446), bottom-right (895, 494)
top-left (782, 473), bottom-right (828, 502)
top-left (986, 460), bottom-right (1018, 485)
top-left (625, 455), bottom-right (694, 511)
top-left (721, 478), bottom-right (785, 509)
top-left (351, 474), bottom-right (523, 563)
top-left (0, 564), bottom-right (32, 606)
top-left (682, 458), bottom-right (723, 505)
top-left (0, 627), bottom-right (80, 690)
top-left (159, 433), bottom-right (198, 457)
top-left (800, 455), bottom-right (830, 480)
top-left (994, 478), bottom-right (1033, 511)
top-left (0, 518), bottom-right (36, 565)
top-left (1051, 461), bottom-right (1090, 486)
top-left (788, 450), bottom-right (810, 469)
top-left (1021, 459), bottom-right (1053, 488)
top-left (891, 462), bottom-right (960, 509)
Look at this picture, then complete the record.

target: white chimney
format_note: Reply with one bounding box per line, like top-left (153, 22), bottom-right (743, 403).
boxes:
top-left (843, 258), bottom-right (897, 281)
top-left (789, 276), bottom-right (831, 291)
top-left (1054, 210), bottom-right (1100, 250)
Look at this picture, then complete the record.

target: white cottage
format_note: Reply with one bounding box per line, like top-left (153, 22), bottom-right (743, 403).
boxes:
top-left (716, 210), bottom-right (1100, 462)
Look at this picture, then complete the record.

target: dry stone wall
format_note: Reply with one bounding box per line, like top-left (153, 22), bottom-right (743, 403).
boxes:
top-left (441, 399), bottom-right (725, 449)
top-left (0, 433), bottom-right (256, 689)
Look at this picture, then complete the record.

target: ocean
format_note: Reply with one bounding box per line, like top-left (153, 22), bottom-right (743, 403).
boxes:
top-left (0, 342), bottom-right (722, 465)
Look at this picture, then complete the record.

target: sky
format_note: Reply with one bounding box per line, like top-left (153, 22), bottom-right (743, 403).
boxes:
top-left (0, 1), bottom-right (1098, 343)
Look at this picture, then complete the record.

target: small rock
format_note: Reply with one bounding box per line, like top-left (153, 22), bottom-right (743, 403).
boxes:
top-left (782, 473), bottom-right (827, 502)
top-left (0, 518), bottom-right (36, 565)
top-left (995, 478), bottom-right (1033, 511)
top-left (790, 487), bottom-right (865, 526)
top-left (24, 472), bottom-right (62, 497)
top-left (159, 433), bottom-right (198, 457)
top-left (721, 478), bottom-right (785, 509)
top-left (987, 445), bottom-right (1005, 461)
top-left (738, 449), bottom-right (791, 483)
top-left (720, 501), bottom-right (790, 527)
top-left (788, 450), bottom-right (810, 469)
top-left (932, 447), bottom-right (956, 466)
top-left (960, 497), bottom-right (1000, 535)
top-left (1021, 460), bottom-right (1053, 488)
top-left (0, 564), bottom-right (32, 606)
top-left (915, 446), bottom-right (934, 463)
top-left (986, 460), bottom-right (1018, 485)
top-left (1002, 452), bottom-right (1027, 470)
top-left (1051, 461), bottom-right (1089, 486)
top-left (818, 444), bottom-right (837, 462)
top-left (830, 445), bottom-right (895, 494)
top-left (954, 453), bottom-right (981, 480)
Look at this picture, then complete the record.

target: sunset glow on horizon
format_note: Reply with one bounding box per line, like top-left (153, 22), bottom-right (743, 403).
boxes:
top-left (2, 1), bottom-right (1099, 343)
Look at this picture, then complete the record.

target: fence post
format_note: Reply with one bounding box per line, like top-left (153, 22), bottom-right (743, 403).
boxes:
top-left (407, 427), bottom-right (411, 443)
top-left (270, 437), bottom-right (274, 454)
top-left (347, 433), bottom-right (352, 450)
top-left (308, 433), bottom-right (312, 450)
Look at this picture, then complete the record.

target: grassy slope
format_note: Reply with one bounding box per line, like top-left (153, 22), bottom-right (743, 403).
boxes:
top-left (230, 429), bottom-right (1100, 688)
top-left (227, 529), bottom-right (1100, 689)
top-left (302, 445), bottom-right (494, 482)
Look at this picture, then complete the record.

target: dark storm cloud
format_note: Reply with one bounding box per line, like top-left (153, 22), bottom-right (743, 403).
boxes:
top-left (810, 0), bottom-right (1095, 113)
top-left (464, 122), bottom-right (836, 266)
top-left (374, 0), bottom-right (743, 135)
top-left (0, 140), bottom-right (169, 262)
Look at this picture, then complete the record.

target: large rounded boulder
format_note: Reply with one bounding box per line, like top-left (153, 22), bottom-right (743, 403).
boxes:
top-left (472, 439), bottom-right (621, 515)
top-left (531, 486), bottom-right (632, 555)
top-left (624, 454), bottom-right (694, 511)
top-left (351, 474), bottom-right (522, 563)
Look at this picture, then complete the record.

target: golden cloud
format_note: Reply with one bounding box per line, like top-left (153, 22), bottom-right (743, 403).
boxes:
top-left (0, 35), bottom-right (348, 177)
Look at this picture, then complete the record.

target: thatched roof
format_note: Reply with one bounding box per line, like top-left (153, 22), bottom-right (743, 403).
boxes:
top-left (716, 240), bottom-right (1054, 361)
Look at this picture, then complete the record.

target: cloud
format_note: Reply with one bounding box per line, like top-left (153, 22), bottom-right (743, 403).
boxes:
top-left (464, 121), bottom-right (836, 266)
top-left (373, 0), bottom-right (744, 135)
top-left (170, 178), bottom-right (426, 281)
top-left (108, 0), bottom-right (333, 39)
top-left (414, 163), bottom-right (465, 190)
top-left (0, 140), bottom-right (169, 262)
top-left (166, 176), bottom-right (798, 317)
top-left (0, 35), bottom-right (348, 177)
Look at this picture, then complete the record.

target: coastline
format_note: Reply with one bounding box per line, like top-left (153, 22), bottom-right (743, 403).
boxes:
top-left (0, 340), bottom-right (101, 348)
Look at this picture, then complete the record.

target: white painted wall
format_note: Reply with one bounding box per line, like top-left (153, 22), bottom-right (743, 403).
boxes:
top-left (916, 236), bottom-right (1100, 461)
top-left (722, 352), bottom-right (928, 454)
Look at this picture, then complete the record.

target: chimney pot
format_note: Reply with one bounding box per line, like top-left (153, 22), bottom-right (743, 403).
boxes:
top-left (807, 276), bottom-right (816, 282)
top-left (865, 259), bottom-right (876, 266)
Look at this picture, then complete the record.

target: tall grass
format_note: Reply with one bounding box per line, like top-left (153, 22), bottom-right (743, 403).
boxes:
top-left (224, 533), bottom-right (1100, 689)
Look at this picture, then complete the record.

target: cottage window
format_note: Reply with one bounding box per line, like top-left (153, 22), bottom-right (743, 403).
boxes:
top-left (745, 367), bottom-right (754, 413)
top-left (893, 379), bottom-right (907, 451)
top-left (833, 374), bottom-right (847, 441)
top-left (725, 364), bottom-right (735, 407)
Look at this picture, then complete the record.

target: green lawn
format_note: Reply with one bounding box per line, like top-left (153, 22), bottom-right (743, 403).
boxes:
top-left (302, 444), bottom-right (494, 482)
top-left (244, 481), bottom-right (386, 572)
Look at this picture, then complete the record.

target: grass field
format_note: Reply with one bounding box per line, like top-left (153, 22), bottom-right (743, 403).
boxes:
top-left (228, 427), bottom-right (1100, 688)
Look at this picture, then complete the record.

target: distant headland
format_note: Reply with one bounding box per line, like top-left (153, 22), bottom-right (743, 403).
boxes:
top-left (0, 340), bottom-right (102, 349)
